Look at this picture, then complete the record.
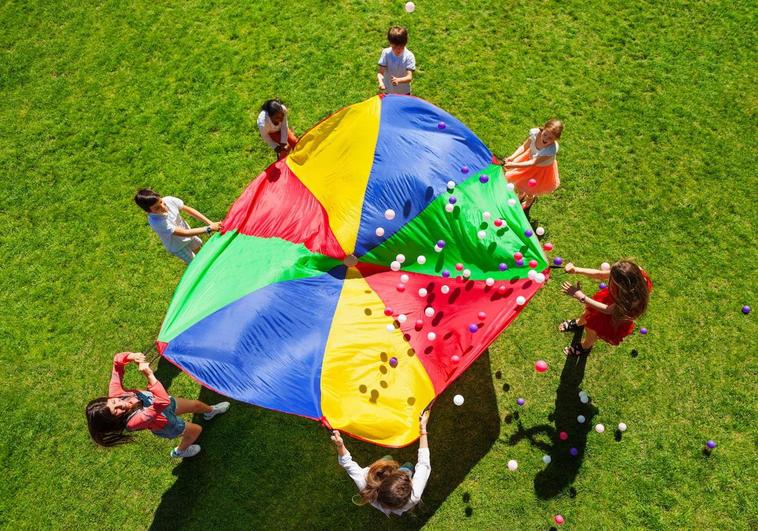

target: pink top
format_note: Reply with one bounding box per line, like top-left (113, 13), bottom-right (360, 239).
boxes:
top-left (109, 353), bottom-right (171, 432)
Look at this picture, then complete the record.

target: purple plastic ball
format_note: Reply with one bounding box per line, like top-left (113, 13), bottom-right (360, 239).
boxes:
top-left (442, 269), bottom-right (451, 278)
top-left (389, 357), bottom-right (398, 368)
top-left (599, 282), bottom-right (608, 289)
top-left (516, 259), bottom-right (525, 267)
top-left (461, 166), bottom-right (469, 174)
top-left (524, 229), bottom-right (533, 238)
top-left (553, 257), bottom-right (564, 266)
top-left (706, 440), bottom-right (717, 449)
top-left (569, 447), bottom-right (579, 457)
top-left (437, 240), bottom-right (446, 248)
top-left (743, 305), bottom-right (751, 314)
top-left (437, 121), bottom-right (446, 130)
top-left (516, 398), bottom-right (525, 406)
top-left (479, 175), bottom-right (489, 184)
top-left (449, 196), bottom-right (457, 204)
top-left (499, 263), bottom-right (508, 271)
top-left (468, 323), bottom-right (478, 333)
top-left (640, 328), bottom-right (648, 335)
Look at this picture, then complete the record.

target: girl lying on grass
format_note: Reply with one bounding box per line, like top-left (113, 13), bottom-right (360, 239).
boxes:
top-left (86, 352), bottom-right (229, 458)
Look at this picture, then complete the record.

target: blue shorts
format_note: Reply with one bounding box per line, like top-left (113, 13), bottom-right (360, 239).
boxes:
top-left (151, 397), bottom-right (186, 439)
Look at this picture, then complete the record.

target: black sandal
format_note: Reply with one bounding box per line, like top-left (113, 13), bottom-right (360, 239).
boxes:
top-left (558, 319), bottom-right (583, 333)
top-left (564, 344), bottom-right (592, 357)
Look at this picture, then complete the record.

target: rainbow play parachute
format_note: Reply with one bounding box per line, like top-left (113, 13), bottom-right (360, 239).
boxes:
top-left (157, 95), bottom-right (549, 447)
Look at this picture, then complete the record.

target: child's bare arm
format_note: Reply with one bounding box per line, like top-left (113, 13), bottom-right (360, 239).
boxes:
top-left (565, 263), bottom-right (611, 280)
top-left (506, 138), bottom-right (530, 161)
top-left (391, 70), bottom-right (413, 85)
top-left (331, 430), bottom-right (348, 457)
top-left (181, 205), bottom-right (213, 225)
top-left (172, 224), bottom-right (219, 237)
top-left (561, 282), bottom-right (613, 314)
top-left (377, 67), bottom-right (386, 90)
top-left (418, 410), bottom-right (429, 449)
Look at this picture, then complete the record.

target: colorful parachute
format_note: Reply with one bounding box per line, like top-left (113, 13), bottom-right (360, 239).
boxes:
top-left (157, 95), bottom-right (549, 447)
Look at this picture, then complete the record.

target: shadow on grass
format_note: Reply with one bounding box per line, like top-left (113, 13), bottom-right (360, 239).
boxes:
top-left (150, 351), bottom-right (500, 530)
top-left (508, 331), bottom-right (598, 500)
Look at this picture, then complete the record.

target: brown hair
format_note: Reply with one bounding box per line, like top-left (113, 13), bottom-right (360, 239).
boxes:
top-left (542, 118), bottom-right (564, 139)
top-left (358, 459), bottom-right (413, 509)
top-left (134, 188), bottom-right (162, 212)
top-left (608, 260), bottom-right (650, 323)
top-left (387, 26), bottom-right (408, 46)
top-left (85, 398), bottom-right (132, 447)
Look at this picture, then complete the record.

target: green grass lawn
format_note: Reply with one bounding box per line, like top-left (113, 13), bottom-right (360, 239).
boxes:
top-left (1, 0), bottom-right (756, 529)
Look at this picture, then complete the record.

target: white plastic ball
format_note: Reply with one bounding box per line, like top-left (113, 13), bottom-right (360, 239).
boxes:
top-left (535, 227), bottom-right (545, 236)
top-left (579, 394), bottom-right (589, 404)
top-left (577, 415), bottom-right (586, 424)
top-left (618, 422), bottom-right (627, 432)
top-left (397, 314), bottom-right (407, 323)
top-left (375, 227), bottom-right (385, 237)
top-left (427, 332), bottom-right (436, 341)
top-left (507, 459), bottom-right (518, 471)
top-left (445, 203), bottom-right (455, 213)
top-left (595, 424), bottom-right (605, 433)
top-left (404, 1), bottom-right (415, 13)
top-left (477, 230), bottom-right (486, 239)
top-left (434, 245), bottom-right (442, 253)
top-left (424, 307), bottom-right (435, 317)
top-left (386, 324), bottom-right (394, 332)
top-left (384, 209), bottom-right (396, 220)
top-left (527, 269), bottom-right (538, 280)
top-left (453, 394), bottom-right (464, 406)
top-left (483, 211), bottom-right (491, 221)
top-left (485, 277), bottom-right (495, 286)
top-left (400, 274), bottom-right (409, 283)
top-left (542, 455), bottom-right (552, 465)
top-left (516, 296), bottom-right (526, 305)
top-left (507, 198), bottom-right (517, 207)
top-left (417, 255), bottom-right (427, 265)
top-left (418, 288), bottom-right (428, 297)
top-left (447, 180), bottom-right (456, 190)
top-left (462, 269), bottom-right (471, 278)
top-left (396, 254), bottom-right (405, 263)
top-left (441, 285), bottom-right (450, 294)
top-left (535, 273), bottom-right (546, 284)
top-left (601, 262), bottom-right (611, 271)
top-left (390, 261), bottom-right (401, 271)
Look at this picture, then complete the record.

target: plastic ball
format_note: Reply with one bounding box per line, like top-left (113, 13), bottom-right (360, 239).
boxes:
top-left (542, 455), bottom-right (552, 464)
top-left (386, 324), bottom-right (395, 332)
top-left (418, 288), bottom-right (428, 297)
top-left (455, 263), bottom-right (464, 271)
top-left (415, 319), bottom-right (423, 329)
top-left (447, 180), bottom-right (455, 189)
top-left (384, 307), bottom-right (393, 316)
top-left (516, 296), bottom-right (526, 306)
top-left (535, 227), bottom-right (545, 236)
top-left (524, 229), bottom-right (533, 238)
top-left (396, 283), bottom-right (405, 292)
top-left (742, 305), bottom-right (751, 314)
top-left (483, 211), bottom-right (491, 221)
top-left (400, 274), bottom-right (409, 283)
top-left (427, 332), bottom-right (437, 341)
top-left (389, 357), bottom-right (398, 367)
top-left (451, 355), bottom-right (460, 363)
top-left (527, 270), bottom-right (538, 281)
top-left (599, 282), bottom-right (607, 289)
top-left (404, 1), bottom-right (415, 13)
top-left (390, 261), bottom-right (401, 271)
top-left (436, 239), bottom-right (446, 248)
top-left (579, 394), bottom-right (589, 404)
top-left (507, 459), bottom-right (518, 471)
top-left (507, 198), bottom-right (517, 206)
top-left (497, 285), bottom-right (507, 294)
top-left (468, 324), bottom-right (478, 333)
top-left (397, 314), bottom-right (407, 323)
top-left (461, 166), bottom-right (469, 174)
top-left (554, 514), bottom-right (565, 525)
top-left (515, 258), bottom-right (524, 266)
top-left (494, 218), bottom-right (504, 227)
top-left (506, 182), bottom-right (515, 191)
top-left (535, 273), bottom-right (546, 284)
top-left (437, 121), bottom-right (446, 130)
top-left (479, 175), bottom-right (489, 183)
top-left (514, 252), bottom-right (524, 261)
top-left (559, 431), bottom-right (569, 441)
top-left (639, 327), bottom-right (648, 335)
top-left (569, 447), bottom-right (579, 457)
top-left (441, 285), bottom-right (450, 294)
top-left (477, 230), bottom-right (486, 239)
top-left (517, 398), bottom-right (525, 406)
top-left (417, 255), bottom-right (427, 265)
top-left (424, 307), bottom-right (435, 317)
top-left (529, 259), bottom-right (538, 268)
top-left (534, 359), bottom-right (548, 372)
top-left (396, 253), bottom-right (405, 263)
top-left (375, 227), bottom-right (385, 237)
top-left (453, 394), bottom-right (464, 406)
top-left (601, 262), bottom-right (611, 271)
top-left (706, 439), bottom-right (717, 449)
top-left (445, 203), bottom-right (455, 213)
top-left (595, 424), bottom-right (605, 433)
top-left (463, 269), bottom-right (471, 278)
top-left (448, 196), bottom-right (457, 205)
top-left (499, 263), bottom-right (508, 271)
top-left (553, 257), bottom-right (563, 266)
top-left (384, 209), bottom-right (396, 220)
top-left (618, 422), bottom-right (627, 432)
top-left (485, 277), bottom-right (495, 287)
top-left (543, 242), bottom-right (554, 251)
top-left (476, 312), bottom-right (487, 321)
top-left (527, 178), bottom-right (537, 187)
top-left (577, 415), bottom-right (586, 423)
top-left (442, 270), bottom-right (451, 278)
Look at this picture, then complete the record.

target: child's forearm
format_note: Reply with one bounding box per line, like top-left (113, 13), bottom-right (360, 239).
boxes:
top-left (418, 432), bottom-right (428, 449)
top-left (173, 226), bottom-right (213, 237)
top-left (574, 292), bottom-right (612, 314)
top-left (335, 442), bottom-right (348, 457)
top-left (182, 205), bottom-right (213, 225)
top-left (572, 267), bottom-right (611, 280)
top-left (376, 72), bottom-right (385, 86)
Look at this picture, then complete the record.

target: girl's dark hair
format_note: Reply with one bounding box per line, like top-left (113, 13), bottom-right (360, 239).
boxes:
top-left (358, 459), bottom-right (413, 509)
top-left (388, 26), bottom-right (408, 46)
top-left (261, 99), bottom-right (285, 117)
top-left (609, 260), bottom-right (650, 323)
top-left (134, 188), bottom-right (162, 212)
top-left (86, 398), bottom-right (132, 447)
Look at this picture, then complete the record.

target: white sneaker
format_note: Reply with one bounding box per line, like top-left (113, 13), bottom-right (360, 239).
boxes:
top-left (171, 444), bottom-right (201, 458)
top-left (203, 401), bottom-right (230, 421)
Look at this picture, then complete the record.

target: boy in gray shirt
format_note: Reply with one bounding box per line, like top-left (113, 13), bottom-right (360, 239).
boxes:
top-left (377, 26), bottom-right (416, 95)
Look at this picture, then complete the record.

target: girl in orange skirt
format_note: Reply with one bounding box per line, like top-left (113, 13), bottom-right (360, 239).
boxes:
top-left (257, 99), bottom-right (299, 159)
top-left (558, 260), bottom-right (652, 356)
top-left (504, 119), bottom-right (563, 210)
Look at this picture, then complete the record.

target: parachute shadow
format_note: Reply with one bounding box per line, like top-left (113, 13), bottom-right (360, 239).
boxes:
top-left (150, 351), bottom-right (500, 530)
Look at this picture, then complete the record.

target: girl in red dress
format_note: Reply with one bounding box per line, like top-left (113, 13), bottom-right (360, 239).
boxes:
top-left (558, 260), bottom-right (652, 356)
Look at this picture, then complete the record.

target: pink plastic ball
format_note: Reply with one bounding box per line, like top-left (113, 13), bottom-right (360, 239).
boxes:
top-left (478, 311), bottom-right (487, 320)
top-left (384, 307), bottom-right (393, 316)
top-left (529, 259), bottom-right (538, 268)
top-left (554, 514), bottom-right (565, 525)
top-left (415, 319), bottom-right (424, 329)
top-left (559, 431), bottom-right (569, 441)
top-left (494, 219), bottom-right (504, 227)
top-left (527, 178), bottom-right (537, 187)
top-left (497, 285), bottom-right (507, 294)
top-left (535, 360), bottom-right (548, 373)
top-left (455, 263), bottom-right (464, 271)
top-left (543, 242), bottom-right (553, 251)
top-left (396, 284), bottom-right (405, 292)
top-left (514, 252), bottom-right (523, 261)
top-left (451, 355), bottom-right (461, 363)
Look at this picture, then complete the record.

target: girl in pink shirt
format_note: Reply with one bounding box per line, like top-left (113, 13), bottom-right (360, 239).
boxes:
top-left (86, 352), bottom-right (229, 458)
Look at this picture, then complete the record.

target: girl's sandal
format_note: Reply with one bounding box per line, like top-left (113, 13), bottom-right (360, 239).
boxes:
top-left (558, 319), bottom-right (582, 333)
top-left (564, 344), bottom-right (592, 357)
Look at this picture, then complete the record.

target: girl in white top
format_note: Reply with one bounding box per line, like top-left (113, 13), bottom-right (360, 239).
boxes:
top-left (332, 411), bottom-right (431, 516)
top-left (257, 99), bottom-right (299, 159)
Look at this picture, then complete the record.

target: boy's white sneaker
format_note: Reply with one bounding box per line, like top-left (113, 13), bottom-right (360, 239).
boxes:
top-left (171, 444), bottom-right (201, 458)
top-left (203, 401), bottom-right (230, 421)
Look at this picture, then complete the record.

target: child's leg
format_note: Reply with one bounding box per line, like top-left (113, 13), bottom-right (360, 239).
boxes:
top-left (581, 328), bottom-right (599, 350)
top-left (174, 397), bottom-right (213, 415)
top-left (521, 194), bottom-right (536, 209)
top-left (286, 128), bottom-right (298, 148)
top-left (176, 422), bottom-right (203, 451)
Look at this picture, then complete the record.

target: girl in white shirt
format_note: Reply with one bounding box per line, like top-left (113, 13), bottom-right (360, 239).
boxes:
top-left (257, 99), bottom-right (298, 159)
top-left (331, 411), bottom-right (431, 516)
